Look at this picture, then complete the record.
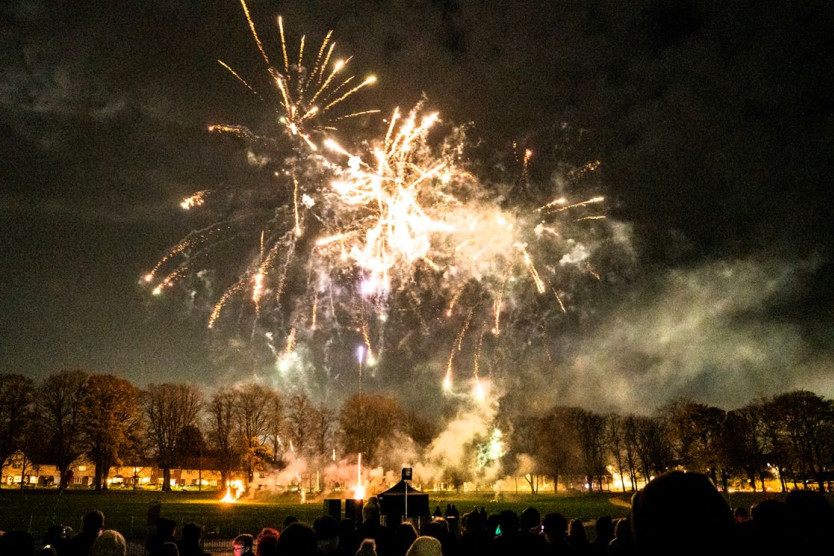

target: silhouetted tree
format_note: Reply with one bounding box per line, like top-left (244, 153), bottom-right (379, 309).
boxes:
top-left (0, 374), bottom-right (34, 481)
top-left (207, 389), bottom-right (242, 487)
top-left (234, 382), bottom-right (277, 483)
top-left (537, 407), bottom-right (583, 490)
top-left (766, 390), bottom-right (834, 492)
top-left (576, 409), bottom-right (608, 491)
top-left (38, 369), bottom-right (90, 489)
top-left (339, 393), bottom-right (403, 465)
top-left (662, 399), bottom-right (726, 485)
top-left (606, 413), bottom-right (630, 492)
top-left (81, 374), bottom-right (141, 490)
top-left (144, 383), bottom-right (202, 491)
top-left (720, 403), bottom-right (768, 491)
top-left (285, 393), bottom-right (313, 459)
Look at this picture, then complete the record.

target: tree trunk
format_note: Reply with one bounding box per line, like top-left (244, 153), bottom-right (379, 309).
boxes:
top-left (162, 466), bottom-right (172, 491)
top-left (94, 461), bottom-right (103, 491)
top-left (59, 466), bottom-right (71, 490)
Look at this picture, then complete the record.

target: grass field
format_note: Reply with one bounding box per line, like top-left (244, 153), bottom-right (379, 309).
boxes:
top-left (0, 486), bottom-right (796, 544)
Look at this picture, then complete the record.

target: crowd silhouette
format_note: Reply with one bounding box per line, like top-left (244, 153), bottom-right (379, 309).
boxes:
top-left (1, 471), bottom-right (832, 556)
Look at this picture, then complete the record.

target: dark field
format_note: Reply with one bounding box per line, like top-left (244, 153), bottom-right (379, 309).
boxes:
top-left (0, 487), bottom-right (791, 543)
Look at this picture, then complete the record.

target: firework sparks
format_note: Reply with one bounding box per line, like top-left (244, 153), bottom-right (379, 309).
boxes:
top-left (144, 2), bottom-right (612, 394)
top-left (217, 1), bottom-right (378, 146)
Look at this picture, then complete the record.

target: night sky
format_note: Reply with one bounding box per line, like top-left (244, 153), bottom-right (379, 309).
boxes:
top-left (2, 0), bottom-right (833, 414)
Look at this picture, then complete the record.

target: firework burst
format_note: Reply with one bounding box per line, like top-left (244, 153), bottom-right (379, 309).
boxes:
top-left (144, 3), bottom-right (608, 397)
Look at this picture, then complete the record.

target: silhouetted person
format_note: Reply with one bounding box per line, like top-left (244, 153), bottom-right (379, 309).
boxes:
top-left (355, 538), bottom-right (376, 556)
top-left (391, 522), bottom-right (418, 556)
top-left (491, 510), bottom-right (523, 556)
top-left (178, 523), bottom-right (209, 556)
top-left (630, 471), bottom-right (733, 556)
top-left (314, 516), bottom-right (339, 555)
top-left (337, 518), bottom-right (358, 556)
top-left (458, 510), bottom-right (491, 556)
top-left (66, 510), bottom-right (105, 556)
top-left (568, 519), bottom-right (590, 556)
top-left (541, 513), bottom-right (572, 555)
top-left (91, 530), bottom-right (127, 556)
top-left (405, 536), bottom-right (442, 556)
top-left (160, 542), bottom-right (180, 556)
top-left (740, 499), bottom-right (792, 553)
top-left (607, 518), bottom-right (634, 556)
top-left (785, 489), bottom-right (834, 554)
top-left (422, 517), bottom-right (459, 556)
top-left (519, 507), bottom-right (545, 555)
top-left (0, 530), bottom-right (35, 556)
top-left (275, 523), bottom-right (317, 556)
top-left (357, 500), bottom-right (391, 556)
top-left (590, 516), bottom-right (613, 556)
top-left (255, 536), bottom-right (278, 556)
top-left (147, 518), bottom-right (177, 556)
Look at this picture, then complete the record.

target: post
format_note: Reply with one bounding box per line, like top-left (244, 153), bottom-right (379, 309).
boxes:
top-left (402, 467), bottom-right (413, 522)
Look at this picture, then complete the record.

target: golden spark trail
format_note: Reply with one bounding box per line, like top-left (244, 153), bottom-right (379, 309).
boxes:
top-left (306, 30), bottom-right (333, 88)
top-left (517, 244), bottom-right (546, 294)
top-left (540, 195), bottom-right (605, 213)
top-left (553, 289), bottom-right (567, 313)
top-left (239, 0), bottom-right (271, 67)
top-left (217, 61), bottom-right (260, 98)
top-left (209, 283), bottom-right (245, 329)
top-left (277, 16), bottom-right (289, 72)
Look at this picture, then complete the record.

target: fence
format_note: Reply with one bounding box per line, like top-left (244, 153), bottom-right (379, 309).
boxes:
top-left (126, 539), bottom-right (235, 556)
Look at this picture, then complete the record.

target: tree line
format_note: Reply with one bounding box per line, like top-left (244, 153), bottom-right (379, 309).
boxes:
top-left (500, 392), bottom-right (834, 494)
top-left (0, 371), bottom-right (432, 491)
top-left (1, 371), bottom-right (833, 493)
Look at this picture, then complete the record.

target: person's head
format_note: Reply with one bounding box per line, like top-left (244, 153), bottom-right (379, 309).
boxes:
top-left (631, 471), bottom-right (732, 556)
top-left (257, 528), bottom-right (279, 542)
top-left (613, 517), bottom-right (633, 542)
top-left (497, 510), bottom-right (519, 536)
top-left (568, 519), bottom-right (588, 543)
top-left (542, 513), bottom-right (568, 544)
top-left (275, 523), bottom-right (317, 556)
top-left (355, 538), bottom-right (376, 556)
top-left (361, 502), bottom-right (379, 525)
top-left (255, 534), bottom-right (278, 556)
top-left (405, 536), bottom-right (442, 556)
top-left (282, 516), bottom-right (298, 529)
top-left (0, 530), bottom-right (35, 556)
top-left (180, 523), bottom-right (202, 544)
top-left (233, 533), bottom-right (255, 555)
top-left (313, 516), bottom-right (338, 544)
top-left (156, 518), bottom-right (176, 539)
top-left (90, 530), bottom-right (127, 556)
top-left (82, 511), bottom-right (105, 536)
top-left (594, 515), bottom-right (614, 543)
top-left (394, 522), bottom-right (418, 545)
top-left (519, 507), bottom-right (541, 533)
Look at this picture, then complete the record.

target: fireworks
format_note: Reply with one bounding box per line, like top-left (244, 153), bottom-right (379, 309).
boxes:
top-left (144, 2), bottom-right (608, 398)
top-left (215, 1), bottom-right (378, 149)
